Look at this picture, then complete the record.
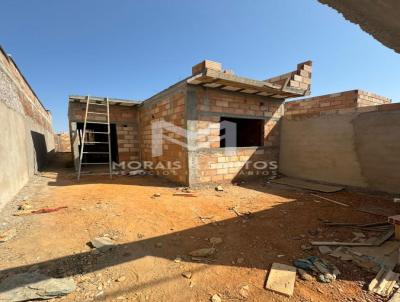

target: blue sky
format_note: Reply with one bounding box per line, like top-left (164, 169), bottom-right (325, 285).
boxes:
top-left (1, 0), bottom-right (399, 132)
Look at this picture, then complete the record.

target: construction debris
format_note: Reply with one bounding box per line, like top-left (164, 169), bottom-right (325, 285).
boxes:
top-left (294, 256), bottom-right (340, 283)
top-left (209, 237), bottom-right (223, 245)
top-left (265, 263), bottom-right (296, 296)
top-left (330, 240), bottom-right (400, 273)
top-left (32, 206), bottom-right (68, 214)
top-left (388, 215), bottom-right (400, 239)
top-left (271, 177), bottom-right (344, 193)
top-left (211, 294), bottom-right (222, 302)
top-left (318, 246), bottom-right (333, 255)
top-left (0, 228), bottom-right (16, 243)
top-left (239, 285), bottom-right (250, 298)
top-left (311, 228), bottom-right (394, 246)
top-left (215, 185), bottom-right (224, 192)
top-left (228, 207), bottom-right (252, 219)
top-left (18, 202), bottom-right (32, 211)
top-left (297, 268), bottom-right (314, 281)
top-left (357, 203), bottom-right (397, 217)
top-left (0, 272), bottom-right (76, 301)
top-left (182, 271), bottom-right (192, 279)
top-left (368, 268), bottom-right (399, 297)
top-left (311, 194), bottom-right (349, 207)
top-left (90, 236), bottom-right (116, 251)
top-left (173, 192), bottom-right (197, 197)
top-left (14, 206), bottom-right (68, 216)
top-left (189, 247), bottom-right (215, 258)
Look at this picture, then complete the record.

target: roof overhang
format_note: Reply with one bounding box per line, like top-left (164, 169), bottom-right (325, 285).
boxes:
top-left (69, 95), bottom-right (142, 107)
top-left (187, 68), bottom-right (308, 99)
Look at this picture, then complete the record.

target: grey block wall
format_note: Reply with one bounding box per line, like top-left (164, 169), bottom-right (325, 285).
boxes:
top-left (279, 109), bottom-right (400, 194)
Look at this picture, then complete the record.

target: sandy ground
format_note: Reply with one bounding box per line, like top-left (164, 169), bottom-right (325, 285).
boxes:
top-left (0, 154), bottom-right (398, 302)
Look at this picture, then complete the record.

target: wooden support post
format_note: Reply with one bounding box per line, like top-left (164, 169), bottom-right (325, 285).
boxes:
top-left (388, 215), bottom-right (400, 241)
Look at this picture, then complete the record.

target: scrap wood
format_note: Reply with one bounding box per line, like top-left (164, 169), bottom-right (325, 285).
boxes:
top-left (0, 228), bottom-right (16, 242)
top-left (323, 221), bottom-right (389, 227)
top-left (265, 263), bottom-right (296, 296)
top-left (311, 194), bottom-right (349, 207)
top-left (270, 177), bottom-right (344, 192)
top-left (323, 221), bottom-right (391, 232)
top-left (357, 204), bottom-right (397, 217)
top-left (173, 192), bottom-right (197, 197)
top-left (389, 288), bottom-right (400, 302)
top-left (311, 228), bottom-right (394, 247)
top-left (228, 206), bottom-right (252, 218)
top-left (369, 268), bottom-right (399, 297)
top-left (32, 206), bottom-right (68, 214)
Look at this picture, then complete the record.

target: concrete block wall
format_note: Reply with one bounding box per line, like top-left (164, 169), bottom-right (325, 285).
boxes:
top-left (189, 86), bottom-right (283, 184)
top-left (0, 47), bottom-right (54, 209)
top-left (138, 83), bottom-right (188, 184)
top-left (280, 99), bottom-right (400, 194)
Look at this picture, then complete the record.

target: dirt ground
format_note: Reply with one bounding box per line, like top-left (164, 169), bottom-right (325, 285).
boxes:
top-left (0, 154), bottom-right (398, 302)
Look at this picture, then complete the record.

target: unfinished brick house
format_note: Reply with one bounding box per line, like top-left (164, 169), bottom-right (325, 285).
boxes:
top-left (68, 60), bottom-right (312, 185)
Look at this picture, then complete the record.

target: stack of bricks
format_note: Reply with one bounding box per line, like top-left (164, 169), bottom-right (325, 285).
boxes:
top-left (138, 84), bottom-right (188, 184)
top-left (284, 90), bottom-right (393, 120)
top-left (265, 61), bottom-right (312, 93)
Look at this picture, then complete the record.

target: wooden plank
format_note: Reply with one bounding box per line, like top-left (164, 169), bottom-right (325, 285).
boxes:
top-left (369, 268), bottom-right (399, 297)
top-left (311, 229), bottom-right (394, 246)
top-left (357, 204), bottom-right (398, 217)
top-left (389, 288), bottom-right (400, 301)
top-left (270, 177), bottom-right (344, 193)
top-left (311, 194), bottom-right (349, 207)
top-left (265, 263), bottom-right (296, 297)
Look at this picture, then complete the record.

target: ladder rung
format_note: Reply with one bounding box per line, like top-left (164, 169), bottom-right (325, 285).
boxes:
top-left (88, 111), bottom-right (107, 115)
top-left (82, 151), bottom-right (109, 154)
top-left (86, 121), bottom-right (109, 125)
top-left (81, 162), bottom-right (109, 165)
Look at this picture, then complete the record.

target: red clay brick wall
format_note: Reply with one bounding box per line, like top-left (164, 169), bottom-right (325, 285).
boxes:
top-left (284, 90), bottom-right (392, 120)
top-left (138, 84), bottom-right (188, 184)
top-left (68, 103), bottom-right (140, 163)
top-left (0, 48), bottom-right (52, 132)
top-left (192, 87), bottom-right (283, 184)
top-left (357, 90), bottom-right (392, 107)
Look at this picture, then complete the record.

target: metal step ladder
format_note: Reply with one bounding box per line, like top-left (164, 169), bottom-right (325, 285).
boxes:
top-left (77, 96), bottom-right (112, 181)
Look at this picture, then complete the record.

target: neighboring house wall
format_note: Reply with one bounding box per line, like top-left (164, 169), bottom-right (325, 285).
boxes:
top-left (0, 48), bottom-right (54, 209)
top-left (189, 86), bottom-right (283, 184)
top-left (54, 132), bottom-right (71, 152)
top-left (280, 91), bottom-right (400, 194)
